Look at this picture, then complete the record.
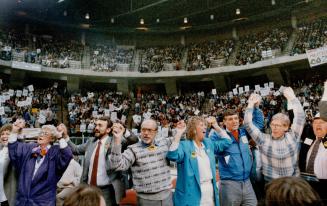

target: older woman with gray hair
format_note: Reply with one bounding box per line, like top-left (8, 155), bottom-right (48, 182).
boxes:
top-left (8, 123), bottom-right (72, 206)
top-left (244, 87), bottom-right (305, 182)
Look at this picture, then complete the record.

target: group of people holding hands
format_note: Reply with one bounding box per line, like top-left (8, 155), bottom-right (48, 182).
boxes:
top-left (0, 80), bottom-right (326, 206)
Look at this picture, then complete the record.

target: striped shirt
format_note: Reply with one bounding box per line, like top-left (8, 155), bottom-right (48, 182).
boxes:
top-left (244, 99), bottom-right (305, 180)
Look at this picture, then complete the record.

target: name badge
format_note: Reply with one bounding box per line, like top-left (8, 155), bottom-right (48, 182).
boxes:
top-left (304, 138), bottom-right (313, 146)
top-left (241, 136), bottom-right (248, 144)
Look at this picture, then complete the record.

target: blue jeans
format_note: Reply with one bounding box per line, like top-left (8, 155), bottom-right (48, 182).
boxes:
top-left (220, 179), bottom-right (257, 206)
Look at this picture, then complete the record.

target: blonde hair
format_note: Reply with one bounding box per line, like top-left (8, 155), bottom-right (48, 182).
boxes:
top-left (186, 116), bottom-right (206, 140)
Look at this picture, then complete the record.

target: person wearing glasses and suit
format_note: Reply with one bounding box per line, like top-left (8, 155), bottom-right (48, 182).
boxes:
top-left (58, 117), bottom-right (138, 206)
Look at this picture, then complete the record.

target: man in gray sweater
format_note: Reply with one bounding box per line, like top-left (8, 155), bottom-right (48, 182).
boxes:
top-left (109, 119), bottom-right (186, 206)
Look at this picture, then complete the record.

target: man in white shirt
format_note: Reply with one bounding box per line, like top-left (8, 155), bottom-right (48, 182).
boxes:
top-left (58, 117), bottom-right (138, 206)
top-left (305, 112), bottom-right (327, 203)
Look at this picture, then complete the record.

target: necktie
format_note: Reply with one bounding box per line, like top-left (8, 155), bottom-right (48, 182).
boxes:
top-left (306, 138), bottom-right (321, 174)
top-left (90, 141), bottom-right (102, 186)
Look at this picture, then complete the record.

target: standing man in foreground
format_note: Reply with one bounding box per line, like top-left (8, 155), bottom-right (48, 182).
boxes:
top-left (109, 119), bottom-right (185, 206)
top-left (58, 117), bottom-right (138, 206)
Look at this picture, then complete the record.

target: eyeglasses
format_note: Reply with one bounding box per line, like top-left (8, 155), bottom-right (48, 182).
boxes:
top-left (39, 131), bottom-right (51, 136)
top-left (141, 128), bottom-right (157, 133)
top-left (270, 123), bottom-right (283, 129)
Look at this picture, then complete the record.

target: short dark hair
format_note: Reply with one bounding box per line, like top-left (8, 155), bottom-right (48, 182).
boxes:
top-left (97, 116), bottom-right (113, 129)
top-left (265, 177), bottom-right (322, 206)
top-left (223, 109), bottom-right (238, 119)
top-left (63, 185), bottom-right (103, 206)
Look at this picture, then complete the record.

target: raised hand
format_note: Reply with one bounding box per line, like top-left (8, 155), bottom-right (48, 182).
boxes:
top-left (112, 123), bottom-right (125, 140)
top-left (57, 123), bottom-right (68, 139)
top-left (248, 93), bottom-right (261, 108)
top-left (175, 120), bottom-right (186, 136)
top-left (283, 87), bottom-right (296, 100)
top-left (12, 119), bottom-right (25, 134)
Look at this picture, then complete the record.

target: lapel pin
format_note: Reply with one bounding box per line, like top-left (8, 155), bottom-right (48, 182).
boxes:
top-left (191, 151), bottom-right (197, 158)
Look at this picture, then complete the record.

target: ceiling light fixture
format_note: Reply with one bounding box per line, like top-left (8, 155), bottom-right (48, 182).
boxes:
top-left (110, 18), bottom-right (114, 23)
top-left (210, 14), bottom-right (214, 20)
top-left (156, 18), bottom-right (160, 23)
top-left (236, 8), bottom-right (241, 15)
top-left (271, 0), bottom-right (276, 5)
top-left (85, 13), bottom-right (90, 20)
top-left (140, 18), bottom-right (144, 25)
top-left (184, 17), bottom-right (188, 24)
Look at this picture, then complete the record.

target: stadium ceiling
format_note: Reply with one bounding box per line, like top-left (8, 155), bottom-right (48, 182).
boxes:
top-left (0, 0), bottom-right (321, 33)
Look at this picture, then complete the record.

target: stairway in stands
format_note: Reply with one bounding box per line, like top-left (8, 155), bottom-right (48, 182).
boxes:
top-left (181, 48), bottom-right (188, 69)
top-left (56, 95), bottom-right (69, 125)
top-left (81, 45), bottom-right (91, 69)
top-left (131, 49), bottom-right (141, 72)
top-left (283, 30), bottom-right (298, 55)
top-left (226, 40), bottom-right (241, 65)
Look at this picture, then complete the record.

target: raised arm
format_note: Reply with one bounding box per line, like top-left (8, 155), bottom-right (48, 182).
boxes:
top-left (207, 117), bottom-right (232, 153)
top-left (244, 93), bottom-right (266, 145)
top-left (319, 80), bottom-right (327, 121)
top-left (55, 139), bottom-right (73, 176)
top-left (283, 87), bottom-right (305, 138)
top-left (8, 121), bottom-right (36, 172)
top-left (166, 120), bottom-right (187, 163)
top-left (109, 123), bottom-right (136, 171)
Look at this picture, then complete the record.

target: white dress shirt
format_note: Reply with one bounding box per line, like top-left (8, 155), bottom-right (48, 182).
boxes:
top-left (306, 138), bottom-right (327, 179)
top-left (0, 146), bottom-right (9, 202)
top-left (193, 141), bottom-right (214, 206)
top-left (88, 136), bottom-right (110, 186)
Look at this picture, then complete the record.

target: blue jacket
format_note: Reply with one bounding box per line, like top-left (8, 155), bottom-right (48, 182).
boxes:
top-left (211, 107), bottom-right (264, 181)
top-left (167, 137), bottom-right (232, 206)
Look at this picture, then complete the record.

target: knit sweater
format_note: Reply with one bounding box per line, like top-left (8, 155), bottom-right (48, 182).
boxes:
top-left (109, 137), bottom-right (172, 195)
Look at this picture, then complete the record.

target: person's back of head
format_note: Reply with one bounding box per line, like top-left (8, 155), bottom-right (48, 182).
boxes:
top-left (63, 185), bottom-right (106, 206)
top-left (265, 177), bottom-right (322, 206)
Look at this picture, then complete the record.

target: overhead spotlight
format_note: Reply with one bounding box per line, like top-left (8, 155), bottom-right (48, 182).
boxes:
top-left (156, 18), bottom-right (160, 23)
top-left (210, 14), bottom-right (214, 20)
top-left (271, 0), bottom-right (276, 5)
top-left (236, 8), bottom-right (241, 15)
top-left (85, 13), bottom-right (90, 20)
top-left (57, 0), bottom-right (64, 3)
top-left (110, 18), bottom-right (114, 23)
top-left (63, 10), bottom-right (67, 16)
top-left (140, 18), bottom-right (144, 25)
top-left (183, 17), bottom-right (188, 24)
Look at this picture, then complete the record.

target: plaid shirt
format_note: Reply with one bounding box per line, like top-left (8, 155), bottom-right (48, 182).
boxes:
top-left (244, 98), bottom-right (305, 180)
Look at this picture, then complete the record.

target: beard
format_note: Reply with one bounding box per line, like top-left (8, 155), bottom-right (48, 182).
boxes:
top-left (94, 130), bottom-right (107, 139)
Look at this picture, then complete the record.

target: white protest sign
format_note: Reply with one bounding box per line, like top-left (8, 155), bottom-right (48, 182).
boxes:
top-left (23, 89), bottom-right (28, 96)
top-left (269, 82), bottom-right (274, 89)
top-left (212, 89), bottom-right (217, 95)
top-left (16, 90), bottom-right (22, 97)
top-left (28, 85), bottom-right (34, 92)
top-left (233, 88), bottom-right (238, 95)
top-left (238, 87), bottom-right (244, 94)
top-left (110, 112), bottom-right (117, 122)
top-left (8, 89), bottom-right (14, 96)
top-left (244, 85), bottom-right (250, 92)
top-left (264, 83), bottom-right (269, 88)
top-left (104, 109), bottom-right (110, 117)
top-left (0, 107), bottom-right (4, 115)
top-left (306, 46), bottom-right (327, 67)
top-left (255, 85), bottom-right (260, 91)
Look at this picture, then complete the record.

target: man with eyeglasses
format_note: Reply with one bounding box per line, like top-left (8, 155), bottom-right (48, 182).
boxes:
top-left (244, 87), bottom-right (305, 182)
top-left (108, 119), bottom-right (186, 206)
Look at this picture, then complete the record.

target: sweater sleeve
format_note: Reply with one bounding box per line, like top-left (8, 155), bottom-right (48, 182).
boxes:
top-left (109, 144), bottom-right (135, 171)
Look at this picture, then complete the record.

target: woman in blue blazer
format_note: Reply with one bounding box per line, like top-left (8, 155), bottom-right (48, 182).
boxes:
top-left (167, 116), bottom-right (232, 206)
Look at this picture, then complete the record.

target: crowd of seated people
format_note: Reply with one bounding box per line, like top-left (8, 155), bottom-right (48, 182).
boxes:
top-left (90, 44), bottom-right (134, 72)
top-left (0, 29), bottom-right (29, 61)
top-left (235, 28), bottom-right (291, 65)
top-left (186, 39), bottom-right (234, 71)
top-left (138, 46), bottom-right (184, 73)
top-left (67, 91), bottom-right (131, 136)
top-left (0, 83), bottom-right (60, 128)
top-left (291, 17), bottom-right (327, 55)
